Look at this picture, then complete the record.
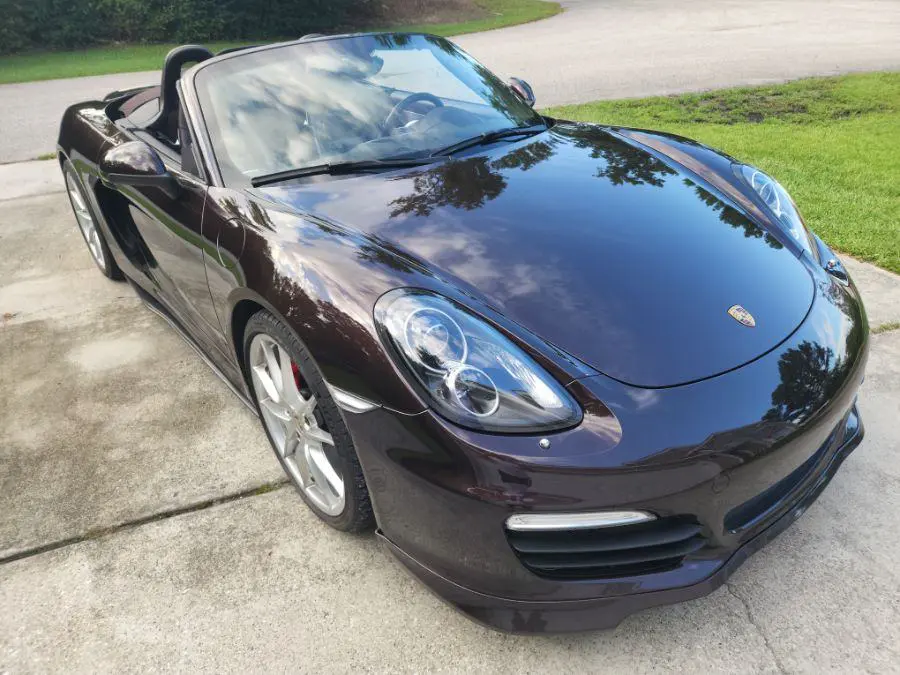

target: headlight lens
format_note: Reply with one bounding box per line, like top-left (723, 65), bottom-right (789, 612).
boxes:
top-left (375, 289), bottom-right (582, 432)
top-left (738, 165), bottom-right (814, 256)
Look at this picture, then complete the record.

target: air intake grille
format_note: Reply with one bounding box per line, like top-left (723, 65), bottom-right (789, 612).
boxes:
top-left (506, 516), bottom-right (706, 579)
top-left (725, 426), bottom-right (837, 533)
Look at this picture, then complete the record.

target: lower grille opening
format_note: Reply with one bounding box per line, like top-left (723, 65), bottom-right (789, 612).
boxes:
top-left (724, 425), bottom-right (839, 533)
top-left (506, 516), bottom-right (706, 580)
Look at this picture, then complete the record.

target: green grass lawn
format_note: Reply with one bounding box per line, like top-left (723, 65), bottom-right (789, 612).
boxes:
top-left (0, 0), bottom-right (560, 85)
top-left (547, 73), bottom-right (900, 274)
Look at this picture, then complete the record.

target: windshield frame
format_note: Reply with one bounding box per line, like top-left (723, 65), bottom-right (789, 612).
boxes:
top-left (182, 32), bottom-right (544, 188)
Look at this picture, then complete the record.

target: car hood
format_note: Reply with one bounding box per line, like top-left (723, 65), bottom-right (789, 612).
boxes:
top-left (261, 123), bottom-right (814, 388)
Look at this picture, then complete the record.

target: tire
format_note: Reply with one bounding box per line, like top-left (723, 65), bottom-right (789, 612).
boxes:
top-left (243, 310), bottom-right (374, 532)
top-left (62, 160), bottom-right (123, 280)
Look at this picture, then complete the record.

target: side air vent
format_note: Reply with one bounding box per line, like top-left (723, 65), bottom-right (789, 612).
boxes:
top-left (506, 516), bottom-right (706, 580)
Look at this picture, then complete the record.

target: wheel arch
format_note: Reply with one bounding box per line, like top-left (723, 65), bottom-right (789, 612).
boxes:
top-left (220, 202), bottom-right (431, 415)
top-left (230, 297), bottom-right (265, 380)
top-left (227, 289), bottom-right (295, 385)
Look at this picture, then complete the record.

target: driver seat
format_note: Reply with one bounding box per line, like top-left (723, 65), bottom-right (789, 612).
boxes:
top-left (145, 45), bottom-right (214, 146)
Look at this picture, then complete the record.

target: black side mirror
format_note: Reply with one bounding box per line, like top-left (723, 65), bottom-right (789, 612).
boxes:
top-left (508, 77), bottom-right (536, 107)
top-left (99, 141), bottom-right (180, 199)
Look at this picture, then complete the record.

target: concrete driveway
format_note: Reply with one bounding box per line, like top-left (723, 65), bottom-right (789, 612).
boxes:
top-left (2, 0), bottom-right (900, 162)
top-left (2, 160), bottom-right (900, 672)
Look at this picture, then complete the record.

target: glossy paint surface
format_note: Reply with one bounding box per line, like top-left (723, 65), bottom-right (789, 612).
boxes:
top-left (385, 407), bottom-right (863, 633)
top-left (99, 140), bottom-right (168, 176)
top-left (261, 123), bottom-right (815, 388)
top-left (56, 45), bottom-right (868, 633)
top-left (343, 270), bottom-right (867, 605)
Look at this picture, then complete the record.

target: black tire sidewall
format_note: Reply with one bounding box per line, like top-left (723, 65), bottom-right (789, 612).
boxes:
top-left (243, 310), bottom-right (374, 532)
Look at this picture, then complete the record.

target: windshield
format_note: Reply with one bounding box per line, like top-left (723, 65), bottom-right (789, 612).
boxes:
top-left (193, 34), bottom-right (545, 185)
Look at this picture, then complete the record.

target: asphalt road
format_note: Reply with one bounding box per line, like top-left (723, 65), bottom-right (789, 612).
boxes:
top-left (2, 0), bottom-right (900, 162)
top-left (2, 162), bottom-right (900, 672)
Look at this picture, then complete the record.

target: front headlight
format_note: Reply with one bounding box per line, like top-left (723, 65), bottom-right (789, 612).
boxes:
top-left (375, 289), bottom-right (582, 433)
top-left (736, 165), bottom-right (815, 257)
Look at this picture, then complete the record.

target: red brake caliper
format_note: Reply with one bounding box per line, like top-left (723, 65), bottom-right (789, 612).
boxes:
top-left (290, 361), bottom-right (303, 390)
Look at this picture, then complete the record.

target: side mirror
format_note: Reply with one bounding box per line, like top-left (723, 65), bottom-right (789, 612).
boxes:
top-left (99, 141), bottom-right (180, 199)
top-left (508, 77), bottom-right (536, 107)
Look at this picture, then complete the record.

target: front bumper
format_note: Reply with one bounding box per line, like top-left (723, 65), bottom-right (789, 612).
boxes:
top-left (379, 406), bottom-right (863, 633)
top-left (342, 272), bottom-right (868, 633)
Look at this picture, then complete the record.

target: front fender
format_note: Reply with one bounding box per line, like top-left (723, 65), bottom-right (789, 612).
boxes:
top-left (212, 190), bottom-right (436, 414)
top-left (607, 126), bottom-right (811, 261)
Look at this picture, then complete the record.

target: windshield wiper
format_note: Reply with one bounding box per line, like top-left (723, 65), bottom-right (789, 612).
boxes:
top-left (251, 157), bottom-right (440, 187)
top-left (430, 124), bottom-right (547, 158)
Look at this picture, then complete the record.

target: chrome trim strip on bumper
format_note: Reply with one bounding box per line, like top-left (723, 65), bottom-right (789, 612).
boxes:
top-left (328, 385), bottom-right (380, 413)
top-left (505, 511), bottom-right (657, 532)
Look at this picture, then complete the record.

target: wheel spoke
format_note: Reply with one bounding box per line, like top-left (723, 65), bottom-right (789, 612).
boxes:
top-left (261, 341), bottom-right (283, 396)
top-left (305, 424), bottom-right (333, 447)
top-left (308, 444), bottom-right (344, 498)
top-left (282, 430), bottom-right (300, 460)
top-left (292, 442), bottom-right (313, 485)
top-left (89, 230), bottom-right (104, 264)
top-left (259, 396), bottom-right (291, 422)
top-left (278, 350), bottom-right (303, 407)
top-left (70, 187), bottom-right (86, 212)
top-left (297, 392), bottom-right (317, 417)
top-left (251, 364), bottom-right (280, 402)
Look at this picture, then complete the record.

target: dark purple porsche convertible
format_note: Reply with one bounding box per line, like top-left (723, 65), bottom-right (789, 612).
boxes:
top-left (57, 33), bottom-right (867, 633)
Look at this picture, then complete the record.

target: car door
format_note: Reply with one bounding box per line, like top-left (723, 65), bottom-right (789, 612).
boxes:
top-left (123, 103), bottom-right (227, 356)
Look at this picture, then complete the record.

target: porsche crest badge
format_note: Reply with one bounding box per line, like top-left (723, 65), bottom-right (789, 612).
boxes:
top-left (727, 305), bottom-right (756, 327)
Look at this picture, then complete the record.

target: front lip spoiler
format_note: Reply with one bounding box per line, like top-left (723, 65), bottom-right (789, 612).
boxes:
top-left (378, 406), bottom-right (865, 634)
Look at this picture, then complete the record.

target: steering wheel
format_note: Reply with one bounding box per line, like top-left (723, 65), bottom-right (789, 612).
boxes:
top-left (383, 92), bottom-right (444, 132)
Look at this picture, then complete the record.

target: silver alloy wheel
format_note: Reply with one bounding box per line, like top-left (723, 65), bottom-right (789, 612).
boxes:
top-left (249, 333), bottom-right (345, 516)
top-left (65, 172), bottom-right (106, 269)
